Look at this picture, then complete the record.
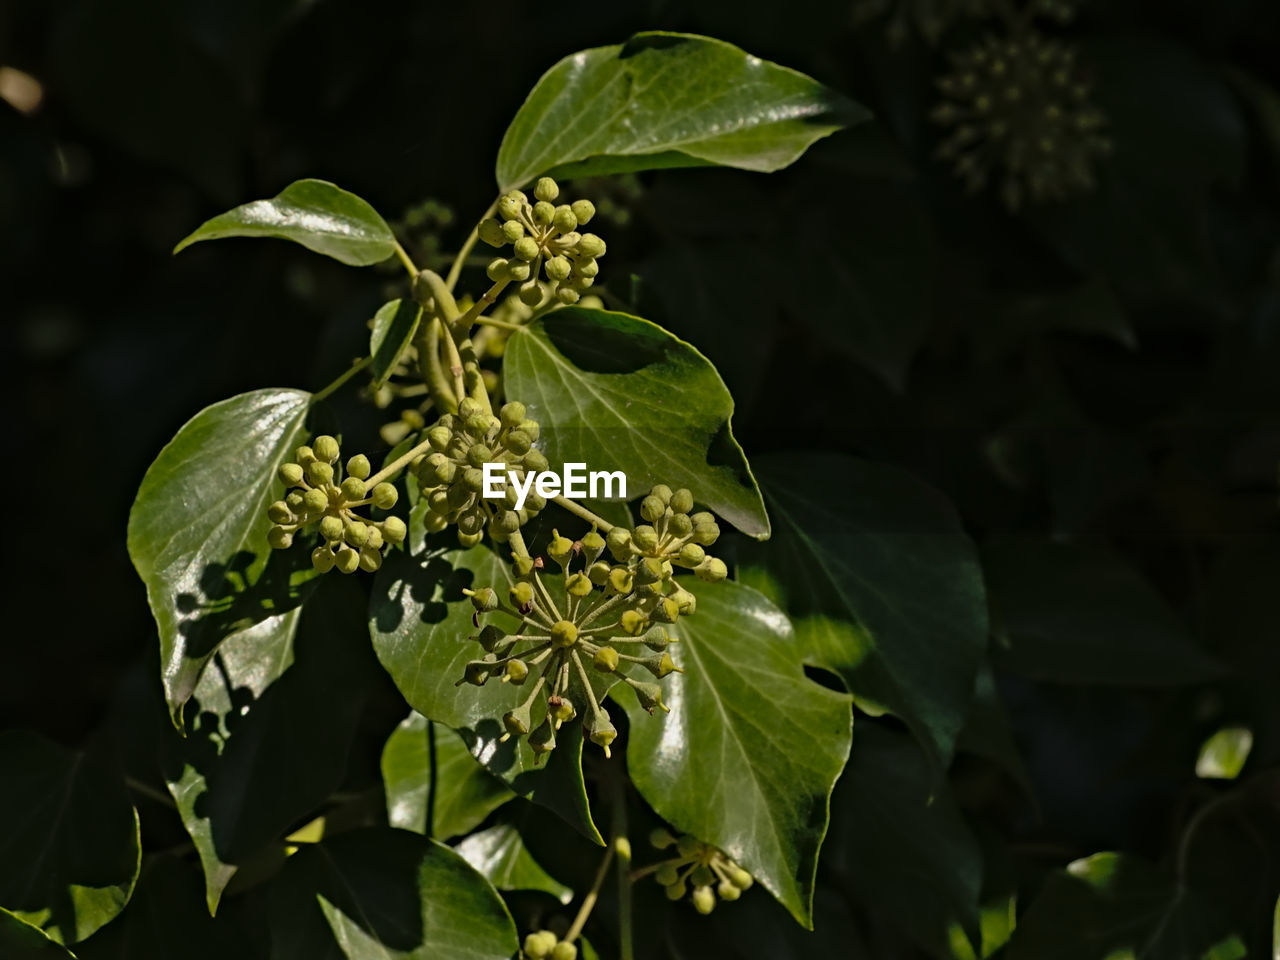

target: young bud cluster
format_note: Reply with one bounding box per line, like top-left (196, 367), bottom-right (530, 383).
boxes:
top-left (931, 30), bottom-right (1109, 210)
top-left (478, 177), bottom-right (605, 307)
top-left (646, 828), bottom-right (754, 914)
top-left (522, 930), bottom-right (577, 960)
top-left (269, 436), bottom-right (406, 574)
top-left (603, 485), bottom-right (728, 583)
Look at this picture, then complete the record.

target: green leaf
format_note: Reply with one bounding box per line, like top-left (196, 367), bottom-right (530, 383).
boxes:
top-left (381, 712), bottom-right (514, 839)
top-left (163, 577), bottom-right (376, 913)
top-left (454, 824), bottom-right (573, 904)
top-left (985, 539), bottom-right (1223, 685)
top-left (1272, 894), bottom-right (1279, 960)
top-left (127, 388), bottom-right (315, 720)
top-left (1195, 727), bottom-right (1253, 781)
top-left (738, 453), bottom-right (987, 769)
top-left (368, 543), bottom-right (611, 843)
top-left (370, 299), bottom-right (422, 387)
top-left (825, 724), bottom-right (983, 957)
top-left (1007, 852), bottom-right (1246, 960)
top-left (268, 829), bottom-right (518, 960)
top-left (173, 179), bottom-right (396, 266)
top-left (0, 909), bottom-right (77, 959)
top-left (503, 307), bottom-right (769, 538)
top-left (0, 733), bottom-right (141, 945)
top-left (956, 664), bottom-right (1034, 800)
top-left (619, 579), bottom-right (852, 928)
top-left (496, 32), bottom-right (866, 191)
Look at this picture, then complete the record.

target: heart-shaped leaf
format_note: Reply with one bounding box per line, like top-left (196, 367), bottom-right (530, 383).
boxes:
top-left (619, 579), bottom-right (852, 928)
top-left (496, 32), bottom-right (867, 190)
top-left (370, 299), bottom-right (422, 387)
top-left (738, 453), bottom-right (987, 770)
top-left (503, 307), bottom-right (769, 538)
top-left (0, 732), bottom-right (141, 945)
top-left (454, 824), bottom-right (572, 904)
top-left (174, 179), bottom-right (396, 266)
top-left (127, 388), bottom-right (316, 721)
top-left (269, 829), bottom-right (518, 960)
top-left (368, 543), bottom-right (611, 843)
top-left (382, 712), bottom-right (514, 840)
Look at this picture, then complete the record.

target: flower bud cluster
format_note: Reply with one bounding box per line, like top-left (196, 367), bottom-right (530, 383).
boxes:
top-left (414, 398), bottom-right (545, 547)
top-left (648, 829), bottom-right (754, 914)
top-left (603, 485), bottom-right (728, 584)
top-left (522, 930), bottom-right (577, 960)
top-left (478, 176), bottom-right (605, 308)
top-left (931, 31), bottom-right (1109, 209)
top-left (269, 435), bottom-right (405, 574)
top-left (853, 0), bottom-right (1076, 46)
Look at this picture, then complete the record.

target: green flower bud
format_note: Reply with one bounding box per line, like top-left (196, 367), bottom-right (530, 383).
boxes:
top-left (424, 426), bottom-right (450, 452)
top-left (606, 527), bottom-right (632, 561)
top-left (505, 658), bottom-right (529, 684)
top-left (529, 717), bottom-right (557, 756)
top-left (548, 695), bottom-right (576, 724)
top-left (518, 418), bottom-right (540, 441)
top-left (507, 260), bottom-right (532, 282)
top-left (551, 942), bottom-right (577, 960)
top-left (654, 862), bottom-right (680, 886)
top-left (670, 488), bottom-right (694, 514)
top-left (651, 598), bottom-right (681, 625)
top-left (633, 525), bottom-right (659, 552)
top-left (729, 867), bottom-right (753, 890)
top-left (466, 443), bottom-right (492, 468)
top-left (545, 255), bottom-right (572, 281)
top-left (306, 460), bottom-right (334, 486)
top-left (532, 200), bottom-right (554, 225)
top-left (523, 449), bottom-right (550, 473)
top-left (335, 546), bottom-right (359, 574)
top-left (493, 400), bottom-right (523, 427)
top-left (312, 545), bottom-right (335, 573)
top-left (313, 435), bottom-right (340, 463)
top-left (503, 702), bottom-right (531, 738)
top-left (635, 556), bottom-right (665, 586)
top-left (492, 510), bottom-right (521, 535)
top-left (267, 525), bottom-right (293, 550)
top-left (692, 886), bottom-right (716, 915)
top-left (485, 257), bottom-right (510, 282)
top-left (513, 236), bottom-right (539, 261)
top-left (497, 195), bottom-right (522, 221)
top-left (556, 286), bottom-right (580, 305)
top-left (303, 488), bottom-right (329, 514)
top-left (644, 650), bottom-right (679, 678)
top-left (640, 495), bottom-right (665, 522)
top-left (365, 525), bottom-right (384, 550)
top-left (629, 679), bottom-right (668, 713)
top-left (340, 477), bottom-right (367, 501)
top-left (669, 512), bottom-right (693, 537)
top-left (295, 444), bottom-right (317, 465)
top-left (463, 413), bottom-right (491, 440)
top-left (278, 462), bottom-right (305, 486)
top-left (551, 620), bottom-right (578, 648)
top-left (518, 280), bottom-right (543, 306)
top-left (474, 625), bottom-right (504, 652)
top-left (457, 508), bottom-right (485, 535)
top-left (587, 561), bottom-right (611, 585)
top-left (381, 515), bottom-right (407, 543)
top-left (651, 828), bottom-right (676, 850)
top-left (423, 514), bottom-right (447, 535)
top-left (553, 205), bottom-right (578, 233)
top-left (501, 429), bottom-right (530, 456)
top-left (576, 257), bottom-right (599, 278)
top-left (696, 557), bottom-right (728, 582)
top-left (507, 582), bottom-right (535, 610)
top-left (359, 546), bottom-right (382, 572)
top-left (593, 646), bottom-right (620, 672)
top-left (620, 609), bottom-right (647, 636)
top-left (319, 515), bottom-right (344, 542)
top-left (523, 931), bottom-right (558, 960)
top-left (718, 881), bottom-right (741, 901)
top-left (458, 467), bottom-right (482, 493)
top-left (533, 177), bottom-right (559, 202)
top-left (677, 543), bottom-right (705, 568)
top-left (690, 865), bottom-right (715, 887)
top-left (268, 500), bottom-right (293, 524)
top-left (346, 454), bottom-right (371, 480)
top-left (462, 656), bottom-right (495, 686)
top-left (286, 491), bottom-right (306, 512)
top-left (665, 880), bottom-right (687, 901)
top-left (676, 835), bottom-right (702, 858)
top-left (478, 217), bottom-right (506, 247)
top-left (609, 567), bottom-right (635, 595)
top-left (469, 587), bottom-right (498, 612)
top-left (692, 521), bottom-right (720, 547)
top-left (345, 521), bottom-right (371, 548)
top-left (578, 233), bottom-right (606, 258)
top-left (571, 199), bottom-right (595, 224)
top-left (548, 531), bottom-right (574, 565)
top-left (588, 712), bottom-right (617, 752)
top-left (370, 482), bottom-right (397, 509)
top-left (501, 219), bottom-right (525, 243)
top-left (643, 625), bottom-right (670, 650)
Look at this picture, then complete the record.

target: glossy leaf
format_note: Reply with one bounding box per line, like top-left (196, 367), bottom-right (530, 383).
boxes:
top-left (825, 724), bottom-right (983, 956)
top-left (496, 32), bottom-right (866, 191)
top-left (368, 543), bottom-right (612, 843)
top-left (173, 179), bottom-right (396, 266)
top-left (503, 307), bottom-right (769, 538)
top-left (454, 824), bottom-right (572, 903)
top-left (269, 828), bottom-right (518, 960)
top-left (985, 539), bottom-right (1223, 685)
top-left (381, 711), bottom-right (514, 839)
top-left (163, 579), bottom-right (375, 913)
top-left (738, 453), bottom-right (987, 769)
top-left (1195, 727), bottom-right (1253, 780)
top-left (0, 732), bottom-right (141, 945)
top-left (127, 388), bottom-right (315, 720)
top-left (369, 299), bottom-right (421, 387)
top-left (0, 910), bottom-right (76, 960)
top-left (619, 579), bottom-right (852, 928)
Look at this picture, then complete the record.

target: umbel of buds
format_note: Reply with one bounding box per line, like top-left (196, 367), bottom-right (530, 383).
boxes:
top-left (478, 176), bottom-right (605, 308)
top-left (602, 485), bottom-right (728, 584)
top-left (648, 828), bottom-right (754, 914)
top-left (268, 435), bottom-right (405, 574)
top-left (522, 930), bottom-right (577, 960)
top-left (414, 398), bottom-right (545, 547)
top-left (931, 30), bottom-right (1109, 210)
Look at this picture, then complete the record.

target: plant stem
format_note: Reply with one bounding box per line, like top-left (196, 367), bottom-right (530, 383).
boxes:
top-left (446, 199), bottom-right (498, 293)
top-left (612, 776), bottom-right (634, 960)
top-left (310, 356), bottom-right (371, 406)
top-left (365, 433), bottom-right (437, 488)
top-left (421, 315), bottom-right (459, 413)
top-left (426, 719), bottom-right (438, 839)
top-left (393, 241), bottom-right (419, 279)
top-left (475, 316), bottom-right (526, 332)
top-left (453, 278), bottom-right (511, 336)
top-left (565, 831), bottom-right (617, 944)
top-left (553, 496), bottom-right (615, 533)
top-left (125, 776), bottom-right (177, 810)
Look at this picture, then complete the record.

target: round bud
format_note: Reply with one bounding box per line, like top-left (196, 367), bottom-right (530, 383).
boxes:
top-left (503, 703), bottom-right (531, 738)
top-left (340, 477), bottom-right (366, 501)
top-left (606, 527), bottom-right (632, 561)
top-left (633, 525), bottom-right (659, 552)
top-left (676, 835), bottom-right (702, 858)
top-left (718, 881), bottom-right (741, 901)
top-left (545, 256), bottom-right (572, 281)
top-left (640, 495), bottom-right (665, 523)
top-left (295, 445), bottom-right (317, 465)
top-left (335, 546), bottom-right (359, 574)
top-left (523, 449), bottom-right (549, 473)
top-left (470, 587), bottom-right (498, 612)
top-left (381, 516), bottom-right (407, 544)
top-left (497, 195), bottom-right (521, 221)
top-left (344, 521), bottom-right (371, 548)
top-left (268, 501), bottom-right (293, 524)
top-left (571, 199), bottom-right (595, 224)
top-left (588, 561), bottom-right (611, 584)
top-left (534, 177), bottom-right (559, 202)
top-left (529, 718), bottom-right (557, 755)
top-left (493, 510), bottom-right (521, 535)
top-left (359, 547), bottom-right (382, 572)
top-left (643, 625), bottom-right (669, 651)
top-left (425, 513), bottom-right (447, 534)
top-left (512, 554), bottom-right (536, 578)
top-left (457, 508), bottom-right (485, 535)
top-left (548, 696), bottom-right (576, 723)
top-left (505, 658), bottom-right (529, 684)
top-left (696, 557), bottom-right (728, 582)
top-left (665, 881), bottom-right (687, 901)
top-left (669, 512), bottom-right (693, 537)
top-left (462, 468), bottom-right (485, 493)
top-left (550, 942), bottom-right (577, 960)
top-left (319, 516), bottom-right (345, 542)
top-left (346, 454), bottom-right (371, 480)
top-left (651, 599), bottom-right (681, 627)
top-left (650, 828), bottom-right (676, 850)
top-left (548, 533), bottom-right (574, 564)
top-left (507, 260), bottom-right (532, 281)
top-left (496, 404), bottom-right (525, 431)
top-left (566, 572), bottom-right (594, 597)
top-left (609, 567), bottom-right (635, 595)
top-left (504, 429), bottom-right (532, 456)
top-left (692, 886), bottom-right (716, 915)
top-left (677, 543), bottom-right (705, 568)
top-left (588, 715), bottom-right (617, 751)
top-left (556, 286), bottom-right (580, 305)
top-left (459, 398), bottom-right (483, 420)
top-left (513, 237), bottom-right (539, 261)
top-left (427, 425), bottom-right (453, 451)
top-left (593, 646), bottom-right (620, 673)
top-left (553, 205), bottom-right (578, 233)
top-left (485, 258), bottom-right (510, 282)
top-left (306, 460), bottom-right (334, 486)
top-left (457, 530), bottom-right (483, 547)
top-left (729, 867), bottom-right (753, 890)
top-left (501, 219), bottom-right (525, 243)
top-left (278, 462), bottom-right (305, 487)
top-left (509, 581), bottom-right (534, 608)
top-left (578, 233), bottom-right (606, 258)
top-left (477, 217), bottom-right (506, 247)
top-left (519, 281), bottom-right (544, 306)
top-left (524, 931), bottom-right (557, 960)
top-left (620, 609), bottom-right (646, 635)
top-left (304, 488), bottom-right (329, 514)
top-left (576, 257), bottom-right (599, 279)
top-left (313, 435), bottom-right (340, 464)
top-left (286, 491), bottom-right (305, 510)
top-left (532, 200), bottom-right (555, 224)
top-left (312, 545), bottom-right (335, 573)
top-left (692, 521), bottom-right (720, 546)
top-left (551, 620), bottom-right (578, 648)
top-left (670, 488), bottom-right (694, 514)
top-left (371, 482), bottom-right (398, 509)
top-left (267, 525), bottom-right (293, 550)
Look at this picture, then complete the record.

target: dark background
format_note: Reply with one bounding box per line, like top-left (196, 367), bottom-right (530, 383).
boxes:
top-left (3, 0), bottom-right (1280, 955)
